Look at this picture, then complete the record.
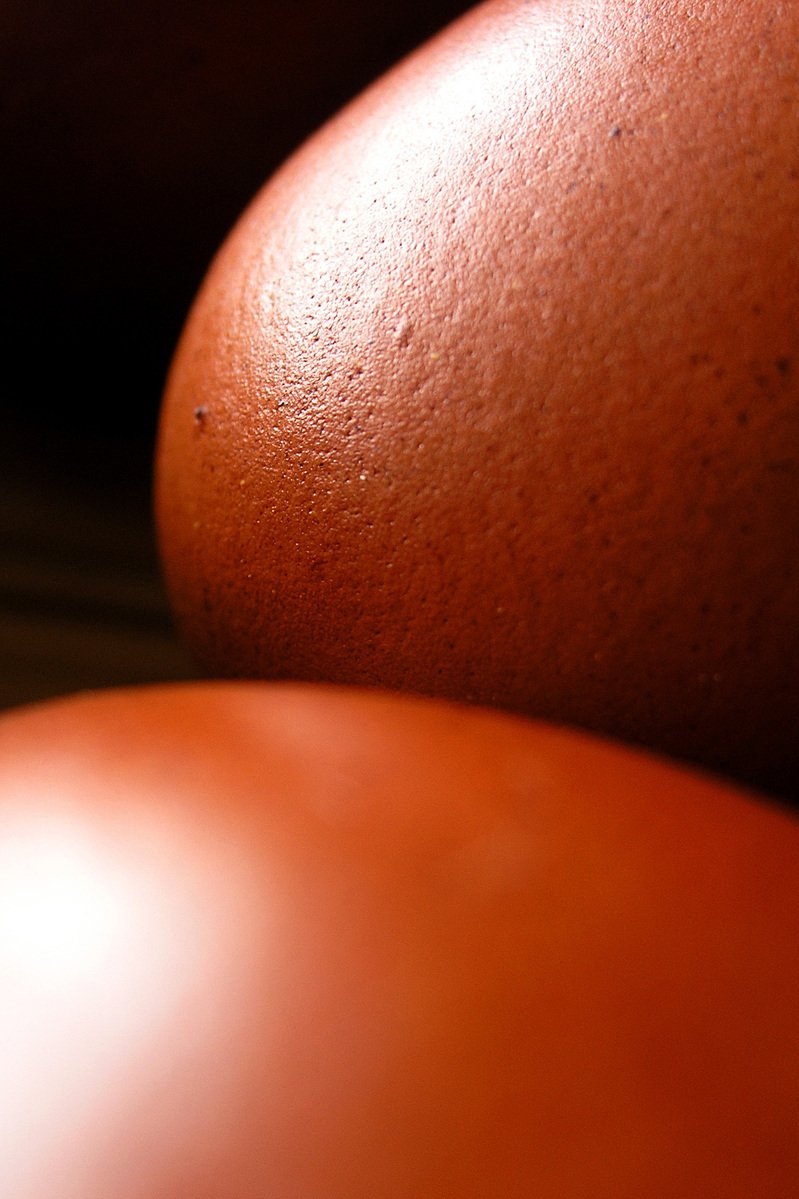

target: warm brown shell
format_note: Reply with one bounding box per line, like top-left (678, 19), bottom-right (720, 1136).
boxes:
top-left (156, 0), bottom-right (799, 799)
top-left (2, 681), bottom-right (799, 1195)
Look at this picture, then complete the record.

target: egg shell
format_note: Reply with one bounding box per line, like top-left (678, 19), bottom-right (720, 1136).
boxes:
top-left (155, 0), bottom-right (799, 800)
top-left (1, 680), bottom-right (798, 1196)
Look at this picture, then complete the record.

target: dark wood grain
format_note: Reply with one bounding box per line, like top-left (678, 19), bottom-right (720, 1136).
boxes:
top-left (0, 422), bottom-right (198, 711)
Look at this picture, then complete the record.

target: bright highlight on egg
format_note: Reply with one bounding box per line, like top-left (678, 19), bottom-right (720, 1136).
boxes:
top-left (0, 815), bottom-right (125, 983)
top-left (0, 681), bottom-right (798, 1196)
top-left (3, 1), bottom-right (798, 1194)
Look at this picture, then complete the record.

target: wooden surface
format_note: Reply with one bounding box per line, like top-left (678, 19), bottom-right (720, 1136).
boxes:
top-left (0, 1), bottom-right (473, 716)
top-left (0, 422), bottom-right (198, 712)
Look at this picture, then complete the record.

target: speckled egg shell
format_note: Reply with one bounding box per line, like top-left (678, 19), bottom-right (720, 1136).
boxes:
top-left (156, 0), bottom-right (799, 799)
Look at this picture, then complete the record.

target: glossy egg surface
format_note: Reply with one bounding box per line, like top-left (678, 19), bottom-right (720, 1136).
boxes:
top-left (1, 681), bottom-right (798, 1196)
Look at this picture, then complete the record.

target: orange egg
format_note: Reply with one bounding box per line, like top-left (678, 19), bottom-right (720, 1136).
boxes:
top-left (155, 0), bottom-right (799, 800)
top-left (1, 681), bottom-right (798, 1196)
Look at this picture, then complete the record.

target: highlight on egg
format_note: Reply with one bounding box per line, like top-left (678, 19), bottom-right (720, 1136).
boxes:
top-left (155, 0), bottom-right (799, 801)
top-left (1, 680), bottom-right (798, 1196)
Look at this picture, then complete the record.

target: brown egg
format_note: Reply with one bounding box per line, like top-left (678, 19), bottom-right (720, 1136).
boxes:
top-left (1, 681), bottom-right (798, 1196)
top-left (155, 0), bottom-right (799, 800)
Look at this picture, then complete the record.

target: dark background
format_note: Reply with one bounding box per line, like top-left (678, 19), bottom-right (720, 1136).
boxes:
top-left (1, 0), bottom-right (472, 709)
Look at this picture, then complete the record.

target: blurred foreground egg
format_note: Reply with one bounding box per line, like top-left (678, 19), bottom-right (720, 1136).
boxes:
top-left (1, 681), bottom-right (798, 1196)
top-left (155, 0), bottom-right (799, 800)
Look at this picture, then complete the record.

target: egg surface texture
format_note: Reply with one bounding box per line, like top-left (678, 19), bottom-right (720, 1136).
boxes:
top-left (1, 681), bottom-right (798, 1197)
top-left (155, 0), bottom-right (799, 800)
